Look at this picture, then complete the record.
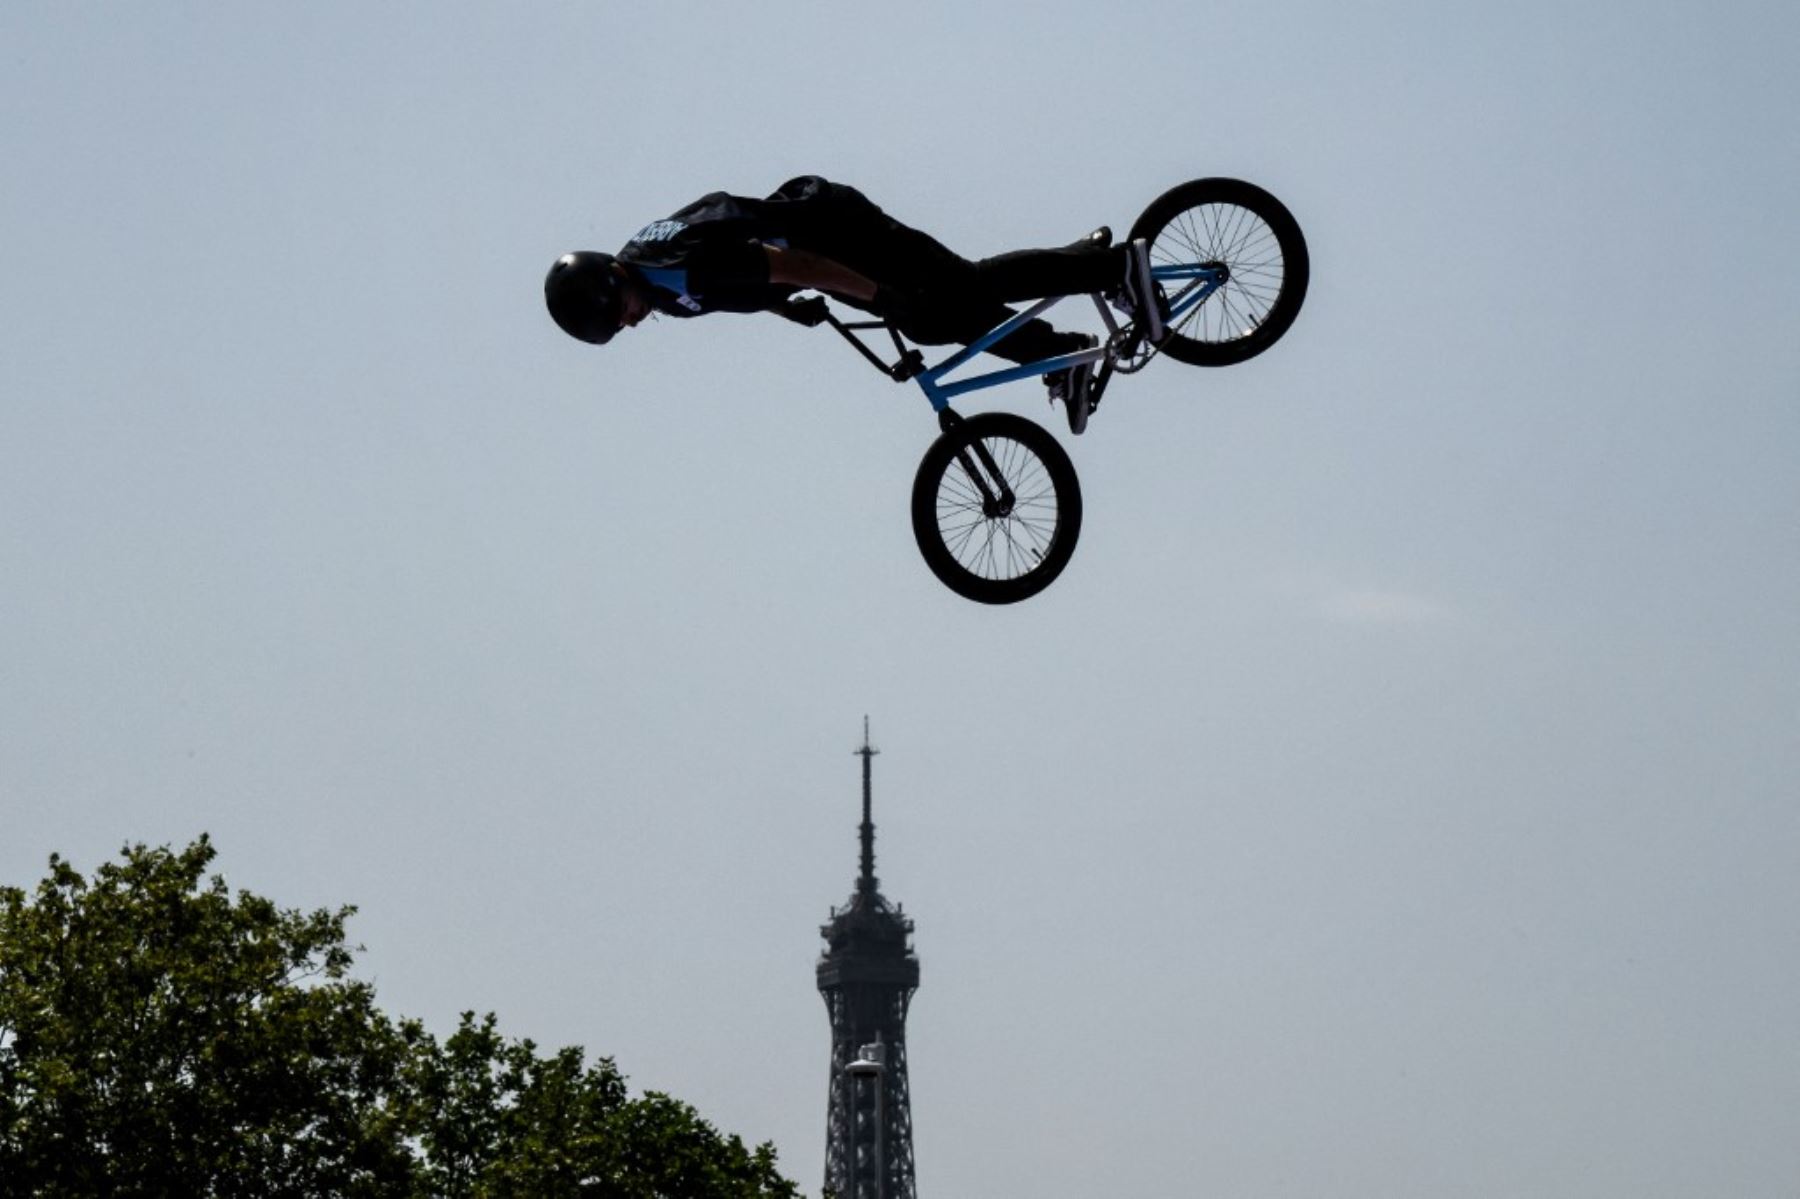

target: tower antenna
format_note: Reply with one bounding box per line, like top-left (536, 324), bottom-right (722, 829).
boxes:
top-left (855, 716), bottom-right (880, 895)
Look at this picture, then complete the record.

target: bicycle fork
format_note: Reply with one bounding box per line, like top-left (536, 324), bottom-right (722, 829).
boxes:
top-left (939, 409), bottom-right (1017, 519)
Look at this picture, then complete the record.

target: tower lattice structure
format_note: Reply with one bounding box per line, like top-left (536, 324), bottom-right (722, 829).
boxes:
top-left (818, 720), bottom-right (920, 1199)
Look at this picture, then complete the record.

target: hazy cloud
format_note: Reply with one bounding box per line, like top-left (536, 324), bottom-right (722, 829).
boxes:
top-left (1319, 586), bottom-right (1454, 625)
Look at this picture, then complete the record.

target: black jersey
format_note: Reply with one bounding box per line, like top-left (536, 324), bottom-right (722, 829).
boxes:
top-left (615, 192), bottom-right (793, 317)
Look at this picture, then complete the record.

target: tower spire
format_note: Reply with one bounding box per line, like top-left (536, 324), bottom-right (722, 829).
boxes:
top-left (855, 716), bottom-right (880, 897)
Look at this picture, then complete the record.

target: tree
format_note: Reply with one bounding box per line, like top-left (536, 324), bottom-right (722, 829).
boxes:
top-left (0, 837), bottom-right (800, 1198)
top-left (402, 1013), bottom-right (796, 1199)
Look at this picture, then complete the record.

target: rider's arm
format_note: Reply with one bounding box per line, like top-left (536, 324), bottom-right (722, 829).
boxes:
top-left (764, 245), bottom-right (878, 303)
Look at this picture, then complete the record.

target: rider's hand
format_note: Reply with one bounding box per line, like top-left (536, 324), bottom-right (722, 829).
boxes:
top-left (778, 296), bottom-right (830, 327)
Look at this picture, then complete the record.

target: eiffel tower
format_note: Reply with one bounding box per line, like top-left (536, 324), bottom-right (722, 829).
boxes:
top-left (817, 719), bottom-right (920, 1199)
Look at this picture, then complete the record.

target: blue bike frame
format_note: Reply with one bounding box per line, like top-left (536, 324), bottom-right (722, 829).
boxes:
top-left (829, 264), bottom-right (1227, 414)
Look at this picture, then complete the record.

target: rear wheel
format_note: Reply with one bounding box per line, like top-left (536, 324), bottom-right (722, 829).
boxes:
top-left (1128, 178), bottom-right (1309, 367)
top-left (910, 412), bottom-right (1081, 604)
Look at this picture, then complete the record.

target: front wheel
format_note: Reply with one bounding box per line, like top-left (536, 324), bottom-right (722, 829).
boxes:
top-left (1128, 177), bottom-right (1309, 367)
top-left (910, 412), bottom-right (1082, 604)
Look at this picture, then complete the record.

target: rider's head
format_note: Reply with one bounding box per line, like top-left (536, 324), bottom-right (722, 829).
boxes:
top-left (545, 251), bottom-right (643, 345)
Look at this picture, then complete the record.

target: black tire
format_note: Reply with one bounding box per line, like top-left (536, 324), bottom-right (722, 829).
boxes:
top-left (1127, 178), bottom-right (1309, 367)
top-left (910, 412), bottom-right (1082, 604)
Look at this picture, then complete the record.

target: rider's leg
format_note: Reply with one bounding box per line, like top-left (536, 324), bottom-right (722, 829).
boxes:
top-left (892, 300), bottom-right (1088, 365)
top-left (969, 242), bottom-right (1127, 302)
top-left (767, 176), bottom-right (1088, 364)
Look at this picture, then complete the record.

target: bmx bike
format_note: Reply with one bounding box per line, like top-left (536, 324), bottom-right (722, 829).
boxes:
top-left (819, 177), bottom-right (1309, 604)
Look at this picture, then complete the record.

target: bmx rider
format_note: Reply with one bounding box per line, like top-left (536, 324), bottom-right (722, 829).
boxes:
top-left (544, 175), bottom-right (1163, 434)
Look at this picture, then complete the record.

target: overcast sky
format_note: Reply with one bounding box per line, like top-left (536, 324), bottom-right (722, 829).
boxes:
top-left (4, 3), bottom-right (1798, 1196)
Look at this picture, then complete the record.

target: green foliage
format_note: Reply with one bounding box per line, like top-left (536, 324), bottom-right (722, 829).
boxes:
top-left (400, 1014), bottom-right (795, 1198)
top-left (0, 837), bottom-right (799, 1198)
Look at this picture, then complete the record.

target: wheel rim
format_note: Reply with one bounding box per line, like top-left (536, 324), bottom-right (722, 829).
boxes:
top-left (1152, 202), bottom-right (1289, 347)
top-left (933, 434), bottom-right (1063, 583)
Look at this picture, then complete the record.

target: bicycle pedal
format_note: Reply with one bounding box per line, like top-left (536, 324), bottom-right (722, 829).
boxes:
top-left (890, 349), bottom-right (926, 381)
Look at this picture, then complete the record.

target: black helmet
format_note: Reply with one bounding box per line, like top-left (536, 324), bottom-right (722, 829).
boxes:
top-left (545, 251), bottom-right (627, 344)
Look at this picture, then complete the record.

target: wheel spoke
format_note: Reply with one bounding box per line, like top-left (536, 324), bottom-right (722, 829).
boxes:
top-left (1150, 199), bottom-right (1288, 347)
top-left (932, 432), bottom-right (1064, 581)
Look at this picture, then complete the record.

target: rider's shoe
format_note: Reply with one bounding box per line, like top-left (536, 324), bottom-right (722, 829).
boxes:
top-left (1108, 238), bottom-right (1169, 343)
top-left (1044, 334), bottom-right (1100, 436)
top-left (1058, 227), bottom-right (1111, 254)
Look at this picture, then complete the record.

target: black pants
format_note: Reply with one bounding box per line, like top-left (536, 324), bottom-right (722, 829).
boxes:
top-left (768, 176), bottom-right (1121, 365)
